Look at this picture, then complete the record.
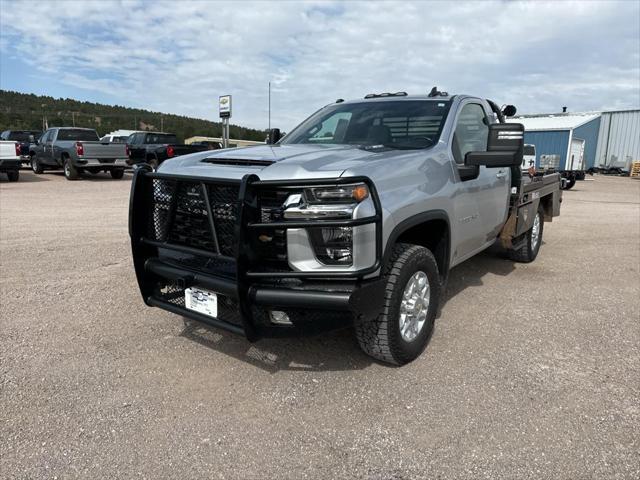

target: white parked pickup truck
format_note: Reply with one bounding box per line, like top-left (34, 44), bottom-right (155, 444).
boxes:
top-left (0, 141), bottom-right (21, 182)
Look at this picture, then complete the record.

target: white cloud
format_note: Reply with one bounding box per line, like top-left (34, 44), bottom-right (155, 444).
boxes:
top-left (1, 0), bottom-right (638, 130)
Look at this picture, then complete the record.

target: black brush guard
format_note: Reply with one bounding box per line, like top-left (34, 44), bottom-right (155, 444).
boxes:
top-left (129, 168), bottom-right (386, 340)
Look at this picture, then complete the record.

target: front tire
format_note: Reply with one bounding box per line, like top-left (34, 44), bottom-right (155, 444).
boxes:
top-left (31, 155), bottom-right (44, 174)
top-left (6, 170), bottom-right (19, 182)
top-left (354, 243), bottom-right (440, 365)
top-left (63, 157), bottom-right (79, 180)
top-left (510, 206), bottom-right (544, 263)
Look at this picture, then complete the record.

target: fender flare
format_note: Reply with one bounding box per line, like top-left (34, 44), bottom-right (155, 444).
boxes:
top-left (382, 209), bottom-right (452, 274)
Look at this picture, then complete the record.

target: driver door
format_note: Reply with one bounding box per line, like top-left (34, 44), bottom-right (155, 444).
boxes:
top-left (450, 102), bottom-right (510, 263)
top-left (39, 130), bottom-right (54, 165)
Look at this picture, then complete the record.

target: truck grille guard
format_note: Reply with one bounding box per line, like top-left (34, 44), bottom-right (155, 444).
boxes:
top-left (129, 168), bottom-right (384, 339)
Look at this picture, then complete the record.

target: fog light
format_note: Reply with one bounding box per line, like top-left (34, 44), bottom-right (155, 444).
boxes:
top-left (269, 310), bottom-right (292, 325)
top-left (309, 226), bottom-right (353, 265)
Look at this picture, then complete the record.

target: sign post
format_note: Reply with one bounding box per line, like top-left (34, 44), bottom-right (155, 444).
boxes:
top-left (219, 95), bottom-right (232, 148)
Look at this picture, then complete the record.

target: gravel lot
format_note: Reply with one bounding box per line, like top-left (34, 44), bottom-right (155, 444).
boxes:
top-left (1, 170), bottom-right (638, 479)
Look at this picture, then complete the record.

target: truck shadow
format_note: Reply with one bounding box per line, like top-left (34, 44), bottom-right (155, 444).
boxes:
top-left (180, 320), bottom-right (371, 373)
top-left (179, 245), bottom-right (518, 373)
top-left (1, 171), bottom-right (50, 183)
top-left (442, 245), bottom-right (516, 306)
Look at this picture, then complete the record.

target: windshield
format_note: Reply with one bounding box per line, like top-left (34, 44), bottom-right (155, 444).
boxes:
top-left (146, 133), bottom-right (178, 144)
top-left (281, 100), bottom-right (452, 150)
top-left (57, 129), bottom-right (100, 141)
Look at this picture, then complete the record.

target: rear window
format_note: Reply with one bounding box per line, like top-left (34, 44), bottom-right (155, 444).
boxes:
top-left (57, 129), bottom-right (100, 141)
top-left (145, 133), bottom-right (177, 144)
top-left (524, 145), bottom-right (536, 156)
top-left (8, 131), bottom-right (38, 142)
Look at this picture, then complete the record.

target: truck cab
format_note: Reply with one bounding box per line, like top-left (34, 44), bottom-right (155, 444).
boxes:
top-left (129, 90), bottom-right (561, 365)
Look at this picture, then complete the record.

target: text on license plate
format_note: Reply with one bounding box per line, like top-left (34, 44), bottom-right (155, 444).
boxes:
top-left (185, 287), bottom-right (218, 318)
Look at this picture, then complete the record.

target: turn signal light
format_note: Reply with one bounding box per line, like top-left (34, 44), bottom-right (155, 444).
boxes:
top-left (352, 185), bottom-right (369, 202)
top-left (15, 142), bottom-right (20, 156)
top-left (75, 142), bottom-right (84, 156)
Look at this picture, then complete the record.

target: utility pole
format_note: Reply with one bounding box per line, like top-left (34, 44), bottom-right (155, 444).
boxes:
top-left (72, 111), bottom-right (75, 127)
top-left (268, 81), bottom-right (271, 131)
top-left (160, 114), bottom-right (164, 132)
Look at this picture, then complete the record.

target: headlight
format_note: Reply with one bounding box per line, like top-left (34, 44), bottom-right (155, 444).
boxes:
top-left (304, 183), bottom-right (369, 204)
top-left (282, 183), bottom-right (369, 221)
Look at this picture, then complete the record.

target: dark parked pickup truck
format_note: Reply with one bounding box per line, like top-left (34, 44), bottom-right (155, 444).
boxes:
top-left (126, 132), bottom-right (207, 170)
top-left (1, 130), bottom-right (42, 165)
top-left (29, 127), bottom-right (128, 180)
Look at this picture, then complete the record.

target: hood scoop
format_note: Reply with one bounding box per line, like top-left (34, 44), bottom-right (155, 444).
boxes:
top-left (202, 157), bottom-right (275, 167)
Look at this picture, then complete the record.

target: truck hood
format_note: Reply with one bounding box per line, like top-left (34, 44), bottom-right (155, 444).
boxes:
top-left (158, 144), bottom-right (403, 181)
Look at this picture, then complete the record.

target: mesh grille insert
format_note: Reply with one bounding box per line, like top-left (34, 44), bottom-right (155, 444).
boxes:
top-left (147, 178), bottom-right (240, 257)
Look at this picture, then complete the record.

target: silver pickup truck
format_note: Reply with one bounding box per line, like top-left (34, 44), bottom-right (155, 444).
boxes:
top-left (29, 127), bottom-right (128, 180)
top-left (129, 90), bottom-right (562, 365)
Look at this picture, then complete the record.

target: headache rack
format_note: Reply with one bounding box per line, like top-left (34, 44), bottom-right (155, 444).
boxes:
top-left (129, 169), bottom-right (383, 339)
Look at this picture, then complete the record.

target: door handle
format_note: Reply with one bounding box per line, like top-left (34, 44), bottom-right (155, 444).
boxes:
top-left (496, 170), bottom-right (507, 179)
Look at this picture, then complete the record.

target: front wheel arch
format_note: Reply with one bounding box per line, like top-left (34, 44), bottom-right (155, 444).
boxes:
top-left (383, 211), bottom-right (451, 284)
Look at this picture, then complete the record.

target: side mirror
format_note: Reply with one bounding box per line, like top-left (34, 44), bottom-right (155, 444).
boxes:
top-left (267, 128), bottom-right (281, 145)
top-left (465, 123), bottom-right (524, 168)
top-left (502, 105), bottom-right (517, 117)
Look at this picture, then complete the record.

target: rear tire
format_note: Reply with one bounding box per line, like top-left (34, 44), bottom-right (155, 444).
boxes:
top-left (6, 170), bottom-right (19, 182)
top-left (110, 168), bottom-right (124, 179)
top-left (510, 206), bottom-right (544, 263)
top-left (354, 243), bottom-right (440, 365)
top-left (563, 178), bottom-right (576, 190)
top-left (31, 155), bottom-right (44, 174)
top-left (63, 157), bottom-right (79, 180)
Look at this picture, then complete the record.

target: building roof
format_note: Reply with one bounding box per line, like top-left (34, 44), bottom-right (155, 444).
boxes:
top-left (507, 113), bottom-right (601, 131)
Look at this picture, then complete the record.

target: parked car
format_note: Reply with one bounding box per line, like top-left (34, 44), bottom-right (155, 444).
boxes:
top-left (100, 134), bottom-right (130, 143)
top-left (0, 140), bottom-right (21, 181)
top-left (190, 140), bottom-right (222, 150)
top-left (29, 127), bottom-right (128, 180)
top-left (126, 131), bottom-right (208, 170)
top-left (129, 90), bottom-right (562, 365)
top-left (1, 130), bottom-right (41, 165)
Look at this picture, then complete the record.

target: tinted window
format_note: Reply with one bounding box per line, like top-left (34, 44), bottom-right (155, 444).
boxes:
top-left (282, 100), bottom-right (452, 150)
top-left (145, 133), bottom-right (177, 144)
top-left (8, 131), bottom-right (37, 142)
top-left (524, 145), bottom-right (535, 156)
top-left (452, 103), bottom-right (489, 164)
top-left (56, 129), bottom-right (100, 141)
top-left (41, 130), bottom-right (52, 143)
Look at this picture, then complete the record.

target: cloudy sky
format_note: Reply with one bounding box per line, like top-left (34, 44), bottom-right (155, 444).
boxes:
top-left (1, 0), bottom-right (638, 130)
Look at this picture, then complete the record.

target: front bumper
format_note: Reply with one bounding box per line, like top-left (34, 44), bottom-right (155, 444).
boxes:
top-left (0, 158), bottom-right (21, 171)
top-left (129, 169), bottom-right (384, 339)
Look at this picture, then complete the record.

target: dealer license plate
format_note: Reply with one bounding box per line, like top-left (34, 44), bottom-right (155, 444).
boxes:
top-left (185, 287), bottom-right (218, 318)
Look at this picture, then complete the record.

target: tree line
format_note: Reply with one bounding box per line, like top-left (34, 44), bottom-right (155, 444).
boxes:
top-left (0, 90), bottom-right (267, 142)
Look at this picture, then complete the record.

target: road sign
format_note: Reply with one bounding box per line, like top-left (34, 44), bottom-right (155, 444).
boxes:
top-left (219, 95), bottom-right (232, 118)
